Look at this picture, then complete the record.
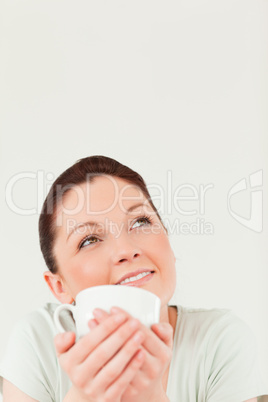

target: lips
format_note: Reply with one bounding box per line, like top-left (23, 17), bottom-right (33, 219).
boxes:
top-left (115, 269), bottom-right (155, 285)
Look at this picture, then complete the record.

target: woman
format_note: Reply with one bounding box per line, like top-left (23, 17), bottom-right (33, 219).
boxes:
top-left (1, 155), bottom-right (267, 401)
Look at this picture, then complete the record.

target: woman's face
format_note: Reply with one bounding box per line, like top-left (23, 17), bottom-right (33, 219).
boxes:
top-left (51, 176), bottom-right (176, 309)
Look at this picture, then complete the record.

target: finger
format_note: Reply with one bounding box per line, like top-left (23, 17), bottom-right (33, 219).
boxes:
top-left (91, 330), bottom-right (145, 392)
top-left (128, 345), bottom-right (155, 376)
top-left (92, 308), bottom-right (110, 324)
top-left (77, 318), bottom-right (143, 379)
top-left (110, 306), bottom-right (131, 316)
top-left (127, 345), bottom-right (169, 391)
top-left (131, 323), bottom-right (172, 359)
top-left (88, 318), bottom-right (99, 330)
top-left (151, 323), bottom-right (173, 348)
top-left (110, 308), bottom-right (171, 380)
top-left (110, 306), bottom-right (172, 358)
top-left (104, 349), bottom-right (145, 400)
top-left (61, 312), bottom-right (128, 366)
top-left (54, 332), bottom-right (76, 356)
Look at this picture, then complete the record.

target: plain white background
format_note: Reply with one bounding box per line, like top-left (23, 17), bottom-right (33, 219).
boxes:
top-left (0, 0), bottom-right (267, 395)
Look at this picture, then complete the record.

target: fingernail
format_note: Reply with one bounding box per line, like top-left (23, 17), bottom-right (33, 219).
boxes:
top-left (63, 332), bottom-right (74, 341)
top-left (114, 312), bottom-right (126, 323)
top-left (129, 318), bottom-right (139, 328)
top-left (110, 306), bottom-right (121, 314)
top-left (133, 331), bottom-right (144, 343)
top-left (88, 319), bottom-right (98, 329)
top-left (136, 349), bottom-right (144, 361)
top-left (93, 308), bottom-right (104, 319)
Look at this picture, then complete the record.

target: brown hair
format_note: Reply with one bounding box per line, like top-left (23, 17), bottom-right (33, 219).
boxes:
top-left (39, 155), bottom-right (165, 274)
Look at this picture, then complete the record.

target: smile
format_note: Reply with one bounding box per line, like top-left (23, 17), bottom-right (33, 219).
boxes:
top-left (116, 270), bottom-right (154, 286)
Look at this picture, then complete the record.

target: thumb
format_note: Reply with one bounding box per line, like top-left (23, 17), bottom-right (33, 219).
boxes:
top-left (151, 323), bottom-right (173, 348)
top-left (54, 332), bottom-right (76, 356)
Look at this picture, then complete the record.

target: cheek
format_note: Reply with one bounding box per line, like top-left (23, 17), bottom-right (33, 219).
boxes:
top-left (146, 232), bottom-right (175, 264)
top-left (66, 252), bottom-right (108, 288)
top-left (154, 232), bottom-right (172, 252)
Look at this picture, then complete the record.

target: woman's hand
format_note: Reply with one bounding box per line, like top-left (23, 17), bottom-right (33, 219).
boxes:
top-left (54, 311), bottom-right (146, 402)
top-left (92, 307), bottom-right (173, 402)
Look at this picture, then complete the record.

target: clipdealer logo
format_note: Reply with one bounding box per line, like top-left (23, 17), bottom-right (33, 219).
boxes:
top-left (4, 169), bottom-right (264, 234)
top-left (4, 170), bottom-right (215, 236)
top-left (227, 170), bottom-right (263, 233)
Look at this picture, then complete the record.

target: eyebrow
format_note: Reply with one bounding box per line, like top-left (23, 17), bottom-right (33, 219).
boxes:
top-left (66, 202), bottom-right (146, 242)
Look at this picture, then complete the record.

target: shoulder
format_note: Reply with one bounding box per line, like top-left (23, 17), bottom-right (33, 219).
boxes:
top-left (15, 303), bottom-right (59, 326)
top-left (11, 302), bottom-right (75, 339)
top-left (0, 303), bottom-right (73, 401)
top-left (168, 306), bottom-right (268, 400)
top-left (3, 302), bottom-right (75, 364)
top-left (175, 305), bottom-right (256, 354)
top-left (9, 303), bottom-right (58, 341)
top-left (2, 303), bottom-right (61, 367)
top-left (177, 305), bottom-right (251, 333)
top-left (175, 305), bottom-right (259, 377)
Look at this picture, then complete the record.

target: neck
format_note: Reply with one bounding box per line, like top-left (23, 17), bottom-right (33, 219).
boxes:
top-left (159, 304), bottom-right (178, 336)
top-left (160, 305), bottom-right (178, 393)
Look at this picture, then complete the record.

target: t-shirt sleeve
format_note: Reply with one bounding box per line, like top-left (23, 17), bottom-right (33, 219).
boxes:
top-left (205, 311), bottom-right (268, 402)
top-left (0, 312), bottom-right (58, 402)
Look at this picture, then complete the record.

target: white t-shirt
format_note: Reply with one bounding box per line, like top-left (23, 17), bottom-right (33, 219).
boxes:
top-left (0, 303), bottom-right (267, 402)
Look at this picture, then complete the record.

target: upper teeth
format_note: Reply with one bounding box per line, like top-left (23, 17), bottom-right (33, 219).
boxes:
top-left (119, 271), bottom-right (152, 285)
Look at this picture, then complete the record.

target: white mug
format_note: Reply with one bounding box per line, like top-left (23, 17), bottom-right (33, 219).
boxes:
top-left (54, 285), bottom-right (161, 338)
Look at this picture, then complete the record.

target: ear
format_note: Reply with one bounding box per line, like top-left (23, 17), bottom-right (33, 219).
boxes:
top-left (43, 271), bottom-right (74, 304)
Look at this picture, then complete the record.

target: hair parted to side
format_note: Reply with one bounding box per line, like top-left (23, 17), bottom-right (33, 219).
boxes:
top-left (39, 155), bottom-right (166, 274)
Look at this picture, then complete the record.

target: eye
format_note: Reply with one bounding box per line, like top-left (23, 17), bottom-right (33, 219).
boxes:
top-left (78, 235), bottom-right (100, 250)
top-left (131, 215), bottom-right (152, 230)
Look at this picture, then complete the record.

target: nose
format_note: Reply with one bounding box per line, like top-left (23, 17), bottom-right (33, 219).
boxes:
top-left (110, 233), bottom-right (141, 265)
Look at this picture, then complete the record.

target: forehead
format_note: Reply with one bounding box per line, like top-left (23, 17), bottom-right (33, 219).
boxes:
top-left (57, 176), bottom-right (147, 220)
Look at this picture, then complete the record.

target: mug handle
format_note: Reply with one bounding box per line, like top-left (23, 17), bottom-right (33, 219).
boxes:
top-left (54, 304), bottom-right (75, 333)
